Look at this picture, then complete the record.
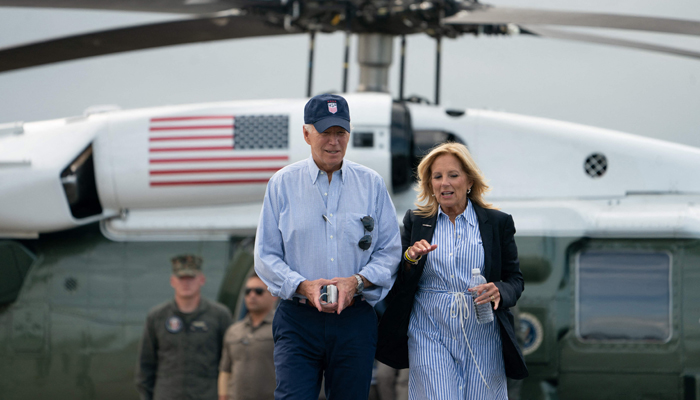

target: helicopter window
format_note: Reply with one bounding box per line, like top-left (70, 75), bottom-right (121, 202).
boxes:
top-left (60, 145), bottom-right (103, 219)
top-left (576, 250), bottom-right (671, 343)
top-left (413, 130), bottom-right (465, 167)
top-left (391, 102), bottom-right (414, 194)
top-left (353, 132), bottom-right (374, 148)
top-left (0, 241), bottom-right (36, 305)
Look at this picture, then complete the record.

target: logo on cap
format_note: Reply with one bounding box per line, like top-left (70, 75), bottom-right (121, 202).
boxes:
top-left (328, 101), bottom-right (338, 114)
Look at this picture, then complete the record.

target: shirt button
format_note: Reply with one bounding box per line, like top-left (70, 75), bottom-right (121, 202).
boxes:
top-left (321, 171), bottom-right (325, 174)
top-left (450, 274), bottom-right (454, 278)
top-left (449, 253), bottom-right (453, 256)
top-left (324, 192), bottom-right (328, 196)
top-left (330, 235), bottom-right (333, 239)
top-left (453, 336), bottom-right (456, 340)
top-left (330, 213), bottom-right (333, 217)
top-left (331, 258), bottom-right (334, 261)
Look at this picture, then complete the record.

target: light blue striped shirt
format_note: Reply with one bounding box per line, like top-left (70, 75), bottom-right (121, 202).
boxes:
top-left (254, 156), bottom-right (402, 306)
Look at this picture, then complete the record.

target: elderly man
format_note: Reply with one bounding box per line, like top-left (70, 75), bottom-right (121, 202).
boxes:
top-left (136, 255), bottom-right (232, 400)
top-left (254, 93), bottom-right (402, 400)
top-left (218, 273), bottom-right (278, 400)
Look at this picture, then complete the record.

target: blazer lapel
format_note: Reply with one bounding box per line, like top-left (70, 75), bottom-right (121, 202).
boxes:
top-left (473, 203), bottom-right (493, 278)
top-left (418, 213), bottom-right (438, 243)
top-left (412, 213), bottom-right (437, 272)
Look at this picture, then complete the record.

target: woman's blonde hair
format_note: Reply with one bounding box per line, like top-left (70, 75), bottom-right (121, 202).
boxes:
top-left (414, 142), bottom-right (495, 217)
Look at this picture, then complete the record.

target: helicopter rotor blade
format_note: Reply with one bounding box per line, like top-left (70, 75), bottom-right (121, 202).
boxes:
top-left (0, 12), bottom-right (300, 73)
top-left (0, 0), bottom-right (233, 14)
top-left (444, 7), bottom-right (700, 37)
top-left (522, 26), bottom-right (700, 60)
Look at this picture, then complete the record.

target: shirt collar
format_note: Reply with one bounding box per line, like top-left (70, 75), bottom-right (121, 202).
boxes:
top-left (465, 199), bottom-right (477, 227)
top-left (437, 199), bottom-right (476, 227)
top-left (244, 311), bottom-right (275, 327)
top-left (171, 297), bottom-right (208, 316)
top-left (306, 155), bottom-right (346, 184)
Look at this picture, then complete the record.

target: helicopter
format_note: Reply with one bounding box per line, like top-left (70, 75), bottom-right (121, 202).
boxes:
top-left (2, 1), bottom-right (700, 400)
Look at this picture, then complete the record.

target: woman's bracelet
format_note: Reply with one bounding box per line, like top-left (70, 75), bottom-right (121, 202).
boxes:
top-left (404, 247), bottom-right (422, 264)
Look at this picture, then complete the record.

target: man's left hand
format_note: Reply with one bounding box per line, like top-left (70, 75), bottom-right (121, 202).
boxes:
top-left (332, 276), bottom-right (357, 314)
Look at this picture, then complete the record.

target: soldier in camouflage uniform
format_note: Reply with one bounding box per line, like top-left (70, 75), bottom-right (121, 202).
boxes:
top-left (136, 255), bottom-right (232, 400)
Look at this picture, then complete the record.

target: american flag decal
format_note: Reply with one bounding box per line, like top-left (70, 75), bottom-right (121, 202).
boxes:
top-left (149, 115), bottom-right (289, 187)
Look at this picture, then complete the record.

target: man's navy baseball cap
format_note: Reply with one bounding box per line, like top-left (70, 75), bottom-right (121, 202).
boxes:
top-left (304, 94), bottom-right (351, 133)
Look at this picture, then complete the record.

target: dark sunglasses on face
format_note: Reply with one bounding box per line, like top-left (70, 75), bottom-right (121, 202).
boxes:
top-left (358, 215), bottom-right (374, 251)
top-left (245, 287), bottom-right (265, 296)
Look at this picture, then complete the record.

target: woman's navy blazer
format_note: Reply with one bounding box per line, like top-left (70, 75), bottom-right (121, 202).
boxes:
top-left (375, 203), bottom-right (529, 380)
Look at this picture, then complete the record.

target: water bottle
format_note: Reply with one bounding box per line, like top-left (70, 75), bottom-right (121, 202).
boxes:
top-left (470, 268), bottom-right (494, 324)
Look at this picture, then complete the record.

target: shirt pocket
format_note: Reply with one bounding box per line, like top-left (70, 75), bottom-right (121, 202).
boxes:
top-left (191, 321), bottom-right (219, 354)
top-left (226, 336), bottom-right (248, 362)
top-left (344, 212), bottom-right (374, 251)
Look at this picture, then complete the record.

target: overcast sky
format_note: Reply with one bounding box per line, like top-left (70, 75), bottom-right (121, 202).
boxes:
top-left (1, 0), bottom-right (699, 147)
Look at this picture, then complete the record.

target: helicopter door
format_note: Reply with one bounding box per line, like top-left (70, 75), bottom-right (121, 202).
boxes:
top-left (681, 241), bottom-right (700, 398)
top-left (558, 240), bottom-right (681, 400)
top-left (0, 241), bottom-right (35, 307)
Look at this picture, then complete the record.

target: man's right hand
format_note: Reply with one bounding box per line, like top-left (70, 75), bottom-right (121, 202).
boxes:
top-left (296, 279), bottom-right (339, 313)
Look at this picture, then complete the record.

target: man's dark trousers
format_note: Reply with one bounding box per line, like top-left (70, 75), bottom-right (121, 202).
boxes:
top-left (273, 299), bottom-right (377, 400)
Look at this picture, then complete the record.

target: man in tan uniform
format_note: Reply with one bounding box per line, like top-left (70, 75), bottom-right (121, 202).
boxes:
top-left (218, 273), bottom-right (278, 400)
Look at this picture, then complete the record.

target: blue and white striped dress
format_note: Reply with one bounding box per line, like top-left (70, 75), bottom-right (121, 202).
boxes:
top-left (407, 200), bottom-right (507, 399)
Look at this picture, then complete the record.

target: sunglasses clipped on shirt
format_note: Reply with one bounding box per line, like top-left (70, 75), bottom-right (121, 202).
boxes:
top-left (358, 215), bottom-right (374, 251)
top-left (245, 287), bottom-right (265, 296)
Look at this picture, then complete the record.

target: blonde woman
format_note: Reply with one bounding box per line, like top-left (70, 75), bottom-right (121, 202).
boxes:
top-left (376, 142), bottom-right (527, 399)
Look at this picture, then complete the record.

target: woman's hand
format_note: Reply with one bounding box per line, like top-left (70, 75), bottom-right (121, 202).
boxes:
top-left (470, 283), bottom-right (501, 310)
top-left (407, 240), bottom-right (438, 260)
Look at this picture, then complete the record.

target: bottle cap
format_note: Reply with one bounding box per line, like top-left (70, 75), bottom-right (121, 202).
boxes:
top-left (472, 268), bottom-right (480, 274)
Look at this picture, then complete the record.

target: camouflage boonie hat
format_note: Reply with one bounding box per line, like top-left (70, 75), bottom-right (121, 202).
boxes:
top-left (171, 254), bottom-right (203, 277)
